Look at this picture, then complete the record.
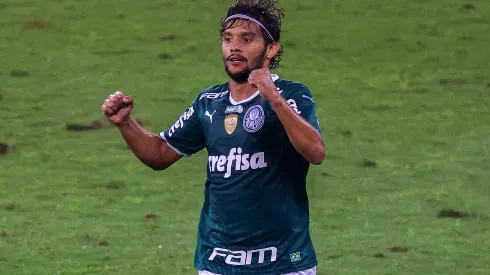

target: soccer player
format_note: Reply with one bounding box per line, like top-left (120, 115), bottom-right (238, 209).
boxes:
top-left (101, 0), bottom-right (326, 274)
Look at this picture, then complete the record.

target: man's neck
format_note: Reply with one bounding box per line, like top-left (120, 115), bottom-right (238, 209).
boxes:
top-left (229, 80), bottom-right (258, 103)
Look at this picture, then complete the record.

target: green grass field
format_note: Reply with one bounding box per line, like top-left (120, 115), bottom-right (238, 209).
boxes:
top-left (1, 0), bottom-right (490, 274)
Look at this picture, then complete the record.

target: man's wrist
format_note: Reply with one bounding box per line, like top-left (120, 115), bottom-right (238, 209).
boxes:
top-left (116, 116), bottom-right (132, 128)
top-left (268, 93), bottom-right (287, 109)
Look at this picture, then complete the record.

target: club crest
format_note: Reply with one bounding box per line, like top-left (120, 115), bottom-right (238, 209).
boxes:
top-left (243, 105), bottom-right (265, 133)
top-left (224, 114), bottom-right (239, 135)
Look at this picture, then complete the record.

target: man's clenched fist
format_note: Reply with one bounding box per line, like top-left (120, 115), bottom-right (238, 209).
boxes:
top-left (248, 68), bottom-right (280, 102)
top-left (101, 91), bottom-right (134, 124)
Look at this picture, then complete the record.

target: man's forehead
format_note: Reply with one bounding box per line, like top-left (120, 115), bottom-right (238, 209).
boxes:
top-left (224, 18), bottom-right (262, 35)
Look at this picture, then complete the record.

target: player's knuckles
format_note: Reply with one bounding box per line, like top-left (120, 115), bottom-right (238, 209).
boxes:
top-left (110, 93), bottom-right (122, 100)
top-left (102, 106), bottom-right (113, 114)
top-left (111, 103), bottom-right (121, 111)
top-left (109, 95), bottom-right (119, 103)
top-left (110, 98), bottom-right (123, 107)
top-left (254, 74), bottom-right (265, 80)
top-left (106, 101), bottom-right (118, 110)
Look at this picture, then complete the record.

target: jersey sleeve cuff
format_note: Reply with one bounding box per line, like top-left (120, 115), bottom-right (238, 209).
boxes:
top-left (159, 131), bottom-right (191, 157)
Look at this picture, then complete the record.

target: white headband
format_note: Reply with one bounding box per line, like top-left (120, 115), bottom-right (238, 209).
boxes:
top-left (224, 14), bottom-right (275, 41)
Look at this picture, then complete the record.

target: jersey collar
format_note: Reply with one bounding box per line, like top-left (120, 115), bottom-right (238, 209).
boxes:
top-left (228, 74), bottom-right (280, 106)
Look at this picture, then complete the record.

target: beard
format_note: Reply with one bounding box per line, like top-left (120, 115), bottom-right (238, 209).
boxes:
top-left (224, 48), bottom-right (267, 84)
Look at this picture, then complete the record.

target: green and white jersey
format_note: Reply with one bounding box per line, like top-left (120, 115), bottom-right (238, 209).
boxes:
top-left (160, 74), bottom-right (322, 275)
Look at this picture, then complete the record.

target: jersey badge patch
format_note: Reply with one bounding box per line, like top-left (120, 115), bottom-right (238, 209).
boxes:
top-left (225, 105), bottom-right (243, 114)
top-left (290, 252), bottom-right (301, 262)
top-left (224, 114), bottom-right (239, 135)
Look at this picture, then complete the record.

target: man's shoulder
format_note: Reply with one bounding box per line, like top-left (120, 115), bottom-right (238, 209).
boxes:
top-left (275, 78), bottom-right (311, 97)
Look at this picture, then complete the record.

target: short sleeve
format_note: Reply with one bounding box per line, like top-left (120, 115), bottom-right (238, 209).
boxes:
top-left (285, 85), bottom-right (322, 135)
top-left (160, 99), bottom-right (205, 156)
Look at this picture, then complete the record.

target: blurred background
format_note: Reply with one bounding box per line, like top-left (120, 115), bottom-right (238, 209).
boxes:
top-left (1, 0), bottom-right (489, 274)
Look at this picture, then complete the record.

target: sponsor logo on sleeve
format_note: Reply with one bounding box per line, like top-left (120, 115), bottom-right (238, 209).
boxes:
top-left (167, 106), bottom-right (194, 137)
top-left (287, 99), bottom-right (301, 115)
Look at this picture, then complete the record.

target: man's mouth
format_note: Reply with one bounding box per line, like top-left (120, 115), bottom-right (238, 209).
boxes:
top-left (228, 56), bottom-right (246, 64)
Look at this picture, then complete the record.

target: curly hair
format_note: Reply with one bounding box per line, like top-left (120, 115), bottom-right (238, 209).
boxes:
top-left (219, 0), bottom-right (285, 69)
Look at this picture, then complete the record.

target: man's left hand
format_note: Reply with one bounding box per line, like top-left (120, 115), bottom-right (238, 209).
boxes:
top-left (248, 68), bottom-right (280, 102)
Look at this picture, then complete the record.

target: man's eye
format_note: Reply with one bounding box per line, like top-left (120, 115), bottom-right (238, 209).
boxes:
top-left (223, 37), bottom-right (232, 43)
top-left (243, 38), bottom-right (252, 43)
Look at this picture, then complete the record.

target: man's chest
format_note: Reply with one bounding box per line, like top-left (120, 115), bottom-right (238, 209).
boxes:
top-left (199, 101), bottom-right (284, 152)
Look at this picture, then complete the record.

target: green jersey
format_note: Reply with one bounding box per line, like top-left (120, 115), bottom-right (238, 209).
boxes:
top-left (160, 74), bottom-right (322, 274)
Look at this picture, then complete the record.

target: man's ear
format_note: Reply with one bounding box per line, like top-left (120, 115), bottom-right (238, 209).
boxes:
top-left (266, 42), bottom-right (281, 60)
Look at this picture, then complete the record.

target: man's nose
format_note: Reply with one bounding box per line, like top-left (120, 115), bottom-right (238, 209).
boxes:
top-left (230, 39), bottom-right (242, 52)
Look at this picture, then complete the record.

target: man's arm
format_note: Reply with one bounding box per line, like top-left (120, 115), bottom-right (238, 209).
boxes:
top-left (118, 116), bottom-right (182, 171)
top-left (102, 91), bottom-right (204, 170)
top-left (248, 69), bottom-right (326, 165)
top-left (269, 95), bottom-right (326, 165)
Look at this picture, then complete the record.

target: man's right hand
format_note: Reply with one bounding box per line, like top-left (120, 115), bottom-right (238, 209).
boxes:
top-left (102, 91), bottom-right (134, 124)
